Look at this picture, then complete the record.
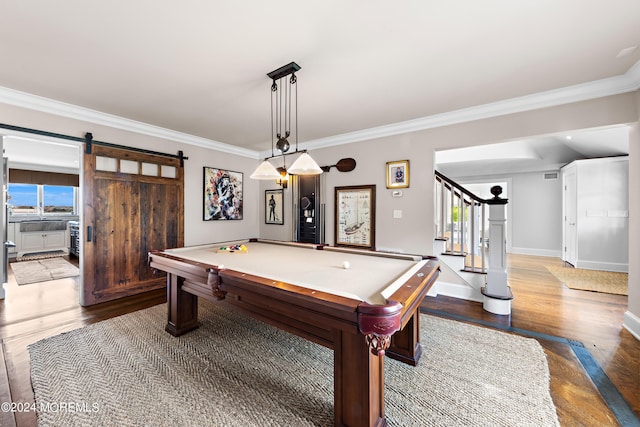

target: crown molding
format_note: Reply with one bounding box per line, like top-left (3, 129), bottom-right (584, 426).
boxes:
top-left (626, 59), bottom-right (640, 90)
top-left (300, 60), bottom-right (640, 152)
top-left (0, 87), bottom-right (259, 159)
top-left (2, 60), bottom-right (639, 159)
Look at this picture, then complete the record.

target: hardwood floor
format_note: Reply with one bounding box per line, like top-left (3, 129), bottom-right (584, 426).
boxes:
top-left (0, 253), bottom-right (638, 426)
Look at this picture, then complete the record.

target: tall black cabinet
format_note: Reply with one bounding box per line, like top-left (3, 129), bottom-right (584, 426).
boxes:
top-left (295, 175), bottom-right (323, 244)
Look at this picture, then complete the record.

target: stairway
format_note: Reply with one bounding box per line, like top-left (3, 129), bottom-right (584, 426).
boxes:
top-left (429, 238), bottom-right (484, 302)
top-left (431, 171), bottom-right (512, 313)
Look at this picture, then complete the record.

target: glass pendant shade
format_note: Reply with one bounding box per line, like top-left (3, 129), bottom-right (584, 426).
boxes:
top-left (250, 160), bottom-right (281, 180)
top-left (287, 153), bottom-right (323, 175)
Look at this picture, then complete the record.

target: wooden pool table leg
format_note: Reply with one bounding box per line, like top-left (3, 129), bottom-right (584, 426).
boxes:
top-left (386, 310), bottom-right (422, 366)
top-left (334, 329), bottom-right (387, 427)
top-left (165, 273), bottom-right (200, 336)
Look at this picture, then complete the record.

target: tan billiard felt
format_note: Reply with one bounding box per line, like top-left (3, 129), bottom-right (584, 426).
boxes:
top-left (164, 241), bottom-right (426, 305)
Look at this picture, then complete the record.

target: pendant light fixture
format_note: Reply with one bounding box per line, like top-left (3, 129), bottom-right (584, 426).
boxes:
top-left (287, 152), bottom-right (323, 175)
top-left (249, 159), bottom-right (280, 179)
top-left (250, 62), bottom-right (323, 181)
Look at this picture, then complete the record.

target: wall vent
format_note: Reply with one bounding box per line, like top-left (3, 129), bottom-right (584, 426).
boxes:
top-left (543, 171), bottom-right (559, 180)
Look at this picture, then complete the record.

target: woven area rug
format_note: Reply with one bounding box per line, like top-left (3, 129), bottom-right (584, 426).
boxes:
top-left (546, 265), bottom-right (628, 295)
top-left (29, 303), bottom-right (559, 427)
top-left (11, 257), bottom-right (79, 285)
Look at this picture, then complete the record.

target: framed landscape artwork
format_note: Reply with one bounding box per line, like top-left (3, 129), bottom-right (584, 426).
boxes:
top-left (335, 185), bottom-right (376, 249)
top-left (265, 189), bottom-right (284, 225)
top-left (203, 167), bottom-right (243, 220)
top-left (386, 160), bottom-right (409, 189)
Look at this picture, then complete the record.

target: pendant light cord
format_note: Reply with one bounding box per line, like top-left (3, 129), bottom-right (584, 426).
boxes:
top-left (270, 80), bottom-right (277, 157)
top-left (293, 73), bottom-right (298, 152)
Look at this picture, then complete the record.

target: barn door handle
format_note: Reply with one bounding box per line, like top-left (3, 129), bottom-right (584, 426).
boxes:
top-left (87, 226), bottom-right (93, 242)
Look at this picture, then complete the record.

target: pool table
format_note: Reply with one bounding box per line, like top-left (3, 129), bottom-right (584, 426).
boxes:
top-left (149, 239), bottom-right (440, 427)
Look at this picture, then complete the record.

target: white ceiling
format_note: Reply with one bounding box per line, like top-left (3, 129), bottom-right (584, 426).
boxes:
top-left (435, 126), bottom-right (630, 178)
top-left (3, 136), bottom-right (81, 174)
top-left (1, 1), bottom-right (639, 175)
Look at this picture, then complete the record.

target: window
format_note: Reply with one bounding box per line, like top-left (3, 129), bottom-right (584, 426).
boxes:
top-left (43, 185), bottom-right (75, 213)
top-left (7, 183), bottom-right (38, 214)
top-left (8, 183), bottom-right (78, 216)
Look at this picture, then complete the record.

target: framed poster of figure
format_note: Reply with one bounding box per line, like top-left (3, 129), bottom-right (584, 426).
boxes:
top-left (386, 160), bottom-right (409, 188)
top-left (335, 185), bottom-right (376, 249)
top-left (265, 189), bottom-right (284, 225)
top-left (203, 167), bottom-right (243, 220)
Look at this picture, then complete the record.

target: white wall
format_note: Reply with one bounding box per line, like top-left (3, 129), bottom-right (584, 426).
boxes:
top-left (183, 144), bottom-right (260, 245)
top-left (456, 172), bottom-right (563, 257)
top-left (258, 182), bottom-right (295, 241)
top-left (510, 172), bottom-right (563, 257)
top-left (625, 96), bottom-right (640, 339)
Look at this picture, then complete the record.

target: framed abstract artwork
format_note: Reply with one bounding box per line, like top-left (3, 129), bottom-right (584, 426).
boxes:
top-left (203, 167), bottom-right (243, 220)
top-left (265, 189), bottom-right (284, 225)
top-left (335, 185), bottom-right (376, 249)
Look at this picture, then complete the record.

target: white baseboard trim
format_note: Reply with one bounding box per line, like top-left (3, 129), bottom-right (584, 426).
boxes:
top-left (428, 280), bottom-right (483, 303)
top-left (575, 260), bottom-right (628, 273)
top-left (623, 311), bottom-right (640, 341)
top-left (510, 247), bottom-right (562, 258)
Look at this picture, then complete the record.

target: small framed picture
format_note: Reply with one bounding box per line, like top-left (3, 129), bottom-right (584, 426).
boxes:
top-left (386, 160), bottom-right (409, 189)
top-left (265, 189), bottom-right (284, 225)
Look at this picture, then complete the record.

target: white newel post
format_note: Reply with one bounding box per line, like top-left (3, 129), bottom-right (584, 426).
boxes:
top-left (481, 186), bottom-right (513, 315)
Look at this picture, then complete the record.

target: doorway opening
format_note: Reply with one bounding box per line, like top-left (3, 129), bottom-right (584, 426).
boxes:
top-left (1, 133), bottom-right (82, 313)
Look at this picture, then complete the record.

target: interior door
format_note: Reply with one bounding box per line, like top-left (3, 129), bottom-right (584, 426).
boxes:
top-left (563, 170), bottom-right (577, 266)
top-left (82, 144), bottom-right (184, 306)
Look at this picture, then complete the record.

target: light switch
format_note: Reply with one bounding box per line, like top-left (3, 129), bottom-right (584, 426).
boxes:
top-left (393, 210), bottom-right (402, 219)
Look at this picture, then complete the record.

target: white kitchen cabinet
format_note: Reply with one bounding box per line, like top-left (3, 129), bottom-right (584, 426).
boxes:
top-left (20, 231), bottom-right (65, 251)
top-left (15, 221), bottom-right (70, 258)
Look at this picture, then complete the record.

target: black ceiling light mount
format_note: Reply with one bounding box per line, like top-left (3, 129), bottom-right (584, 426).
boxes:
top-left (266, 61), bottom-right (301, 81)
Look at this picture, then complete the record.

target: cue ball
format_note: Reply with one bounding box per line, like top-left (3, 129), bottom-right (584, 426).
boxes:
top-left (342, 261), bottom-right (350, 269)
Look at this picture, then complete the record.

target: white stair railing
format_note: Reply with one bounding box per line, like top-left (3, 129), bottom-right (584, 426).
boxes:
top-left (434, 171), bottom-right (488, 274)
top-left (435, 171), bottom-right (513, 314)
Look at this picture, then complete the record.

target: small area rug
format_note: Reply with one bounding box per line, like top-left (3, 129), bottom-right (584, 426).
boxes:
top-left (29, 303), bottom-right (559, 427)
top-left (11, 257), bottom-right (79, 285)
top-left (546, 265), bottom-right (628, 295)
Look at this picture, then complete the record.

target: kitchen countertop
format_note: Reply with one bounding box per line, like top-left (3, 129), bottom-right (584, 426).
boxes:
top-left (9, 216), bottom-right (79, 223)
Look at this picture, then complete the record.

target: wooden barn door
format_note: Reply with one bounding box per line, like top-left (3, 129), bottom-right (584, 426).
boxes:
top-left (81, 143), bottom-right (184, 306)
